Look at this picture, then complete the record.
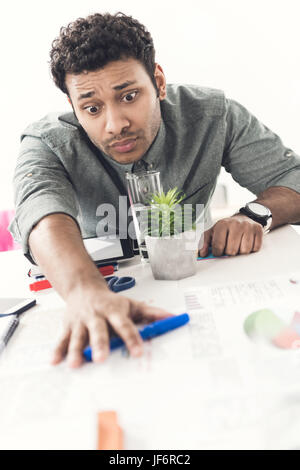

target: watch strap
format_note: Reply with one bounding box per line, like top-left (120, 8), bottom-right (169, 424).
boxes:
top-left (239, 206), bottom-right (268, 227)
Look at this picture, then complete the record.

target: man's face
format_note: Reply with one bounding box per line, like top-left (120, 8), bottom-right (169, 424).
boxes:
top-left (65, 58), bottom-right (166, 164)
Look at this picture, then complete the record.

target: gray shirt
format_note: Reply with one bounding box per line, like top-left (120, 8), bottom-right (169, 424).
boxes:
top-left (9, 84), bottom-right (300, 256)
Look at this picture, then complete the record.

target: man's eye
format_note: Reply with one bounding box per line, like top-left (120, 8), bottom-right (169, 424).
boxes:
top-left (86, 106), bottom-right (99, 114)
top-left (122, 91), bottom-right (138, 102)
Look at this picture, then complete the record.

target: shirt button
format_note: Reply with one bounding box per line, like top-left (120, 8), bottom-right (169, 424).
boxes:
top-left (148, 163), bottom-right (153, 169)
top-left (285, 150), bottom-right (293, 157)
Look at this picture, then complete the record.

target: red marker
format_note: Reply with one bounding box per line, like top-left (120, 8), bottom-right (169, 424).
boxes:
top-left (29, 265), bottom-right (115, 292)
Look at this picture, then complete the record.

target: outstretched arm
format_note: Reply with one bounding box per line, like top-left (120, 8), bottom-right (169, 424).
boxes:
top-left (29, 213), bottom-right (171, 367)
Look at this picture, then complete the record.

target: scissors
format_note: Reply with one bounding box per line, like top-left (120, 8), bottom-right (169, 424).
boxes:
top-left (105, 275), bottom-right (136, 293)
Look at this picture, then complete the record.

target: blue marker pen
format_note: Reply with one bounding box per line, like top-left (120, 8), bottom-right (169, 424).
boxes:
top-left (83, 313), bottom-right (190, 361)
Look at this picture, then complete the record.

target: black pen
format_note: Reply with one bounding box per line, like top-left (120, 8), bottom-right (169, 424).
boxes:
top-left (0, 316), bottom-right (20, 354)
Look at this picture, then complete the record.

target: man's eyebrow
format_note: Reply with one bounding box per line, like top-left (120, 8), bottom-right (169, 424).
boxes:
top-left (113, 80), bottom-right (137, 91)
top-left (77, 81), bottom-right (136, 100)
top-left (78, 91), bottom-right (95, 101)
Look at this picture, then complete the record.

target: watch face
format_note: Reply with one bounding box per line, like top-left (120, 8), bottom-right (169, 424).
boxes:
top-left (247, 202), bottom-right (271, 217)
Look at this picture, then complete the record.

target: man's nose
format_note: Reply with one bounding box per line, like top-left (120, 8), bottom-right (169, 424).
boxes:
top-left (105, 105), bottom-right (130, 135)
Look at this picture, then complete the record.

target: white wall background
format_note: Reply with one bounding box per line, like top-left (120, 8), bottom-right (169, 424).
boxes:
top-left (1, 0), bottom-right (299, 210)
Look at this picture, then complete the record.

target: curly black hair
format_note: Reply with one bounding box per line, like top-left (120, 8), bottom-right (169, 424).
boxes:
top-left (49, 12), bottom-right (157, 95)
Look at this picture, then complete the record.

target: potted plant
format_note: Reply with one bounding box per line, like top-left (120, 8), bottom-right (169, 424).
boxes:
top-left (141, 188), bottom-right (198, 280)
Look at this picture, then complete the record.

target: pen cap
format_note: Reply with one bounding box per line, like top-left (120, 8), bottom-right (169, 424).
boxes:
top-left (145, 313), bottom-right (190, 338)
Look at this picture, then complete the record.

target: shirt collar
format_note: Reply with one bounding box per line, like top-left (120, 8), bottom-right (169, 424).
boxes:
top-left (58, 112), bottom-right (81, 128)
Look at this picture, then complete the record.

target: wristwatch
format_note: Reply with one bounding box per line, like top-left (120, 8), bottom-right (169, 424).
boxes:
top-left (239, 202), bottom-right (272, 233)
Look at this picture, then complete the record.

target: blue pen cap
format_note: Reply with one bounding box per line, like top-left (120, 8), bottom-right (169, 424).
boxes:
top-left (151, 313), bottom-right (190, 335)
top-left (143, 313), bottom-right (190, 339)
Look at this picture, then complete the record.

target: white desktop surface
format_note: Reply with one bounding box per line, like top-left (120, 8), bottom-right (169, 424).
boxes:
top-left (0, 225), bottom-right (300, 450)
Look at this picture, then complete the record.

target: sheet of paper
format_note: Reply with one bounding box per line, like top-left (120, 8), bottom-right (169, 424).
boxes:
top-left (183, 272), bottom-right (300, 391)
top-left (1, 271), bottom-right (300, 449)
top-left (184, 272), bottom-right (300, 310)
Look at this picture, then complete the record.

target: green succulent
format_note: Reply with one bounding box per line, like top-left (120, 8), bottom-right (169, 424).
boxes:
top-left (140, 187), bottom-right (196, 238)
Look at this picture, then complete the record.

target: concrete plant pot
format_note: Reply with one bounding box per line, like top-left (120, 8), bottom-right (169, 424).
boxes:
top-left (145, 231), bottom-right (197, 280)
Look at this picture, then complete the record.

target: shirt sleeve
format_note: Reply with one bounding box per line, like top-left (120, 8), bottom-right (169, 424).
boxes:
top-left (9, 135), bottom-right (81, 258)
top-left (222, 99), bottom-right (300, 196)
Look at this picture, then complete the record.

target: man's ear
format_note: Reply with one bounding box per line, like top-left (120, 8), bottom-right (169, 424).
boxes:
top-left (154, 63), bottom-right (167, 100)
top-left (67, 96), bottom-right (72, 106)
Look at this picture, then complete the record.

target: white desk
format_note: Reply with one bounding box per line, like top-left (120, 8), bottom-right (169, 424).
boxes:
top-left (1, 225), bottom-right (300, 450)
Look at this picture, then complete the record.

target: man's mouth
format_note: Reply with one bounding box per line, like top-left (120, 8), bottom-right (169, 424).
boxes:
top-left (110, 138), bottom-right (138, 153)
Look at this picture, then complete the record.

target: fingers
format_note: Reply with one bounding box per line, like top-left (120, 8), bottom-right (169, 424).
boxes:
top-left (198, 228), bottom-right (213, 257)
top-left (210, 217), bottom-right (264, 256)
top-left (108, 314), bottom-right (144, 358)
top-left (239, 229), bottom-right (254, 254)
top-left (51, 323), bottom-right (88, 368)
top-left (223, 223), bottom-right (243, 256)
top-left (51, 319), bottom-right (110, 367)
top-left (228, 223), bottom-right (263, 255)
top-left (131, 301), bottom-right (174, 323)
top-left (66, 323), bottom-right (88, 368)
top-left (51, 328), bottom-right (71, 365)
top-left (211, 222), bottom-right (229, 256)
top-left (252, 229), bottom-right (264, 252)
top-left (86, 317), bottom-right (110, 363)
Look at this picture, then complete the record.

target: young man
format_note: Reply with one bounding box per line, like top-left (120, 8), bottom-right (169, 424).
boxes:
top-left (10, 12), bottom-right (300, 368)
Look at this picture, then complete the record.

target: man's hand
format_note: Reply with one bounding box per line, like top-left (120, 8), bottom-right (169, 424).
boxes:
top-left (28, 214), bottom-right (172, 369)
top-left (198, 214), bottom-right (264, 257)
top-left (51, 279), bottom-right (172, 368)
